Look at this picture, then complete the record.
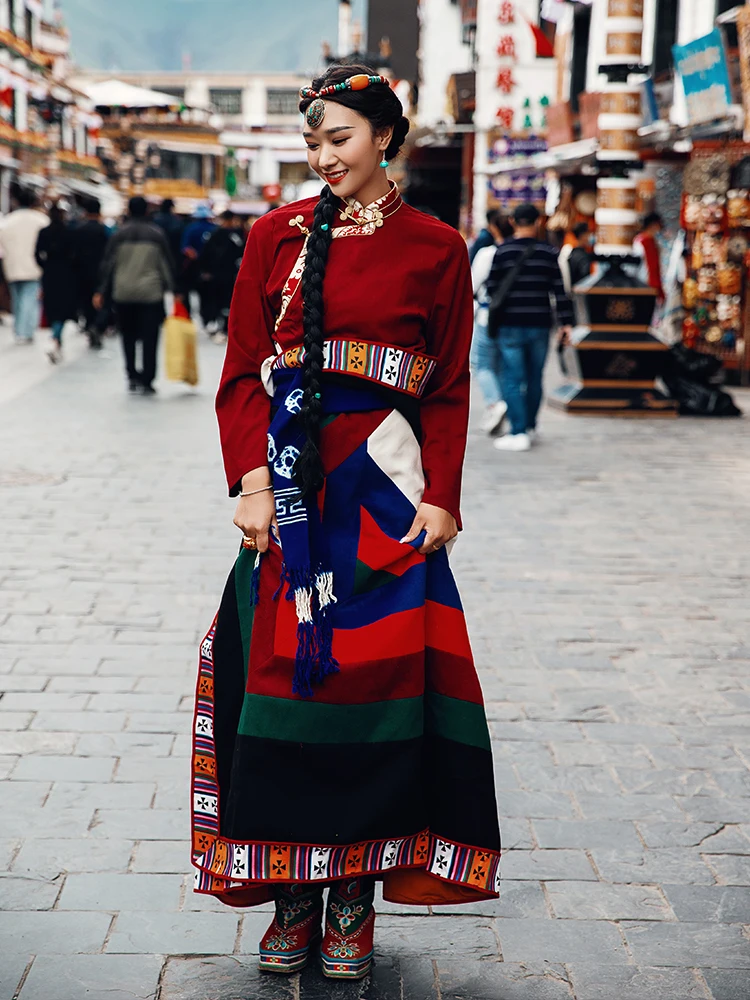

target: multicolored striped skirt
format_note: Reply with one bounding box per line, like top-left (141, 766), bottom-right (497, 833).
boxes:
top-left (191, 402), bottom-right (501, 907)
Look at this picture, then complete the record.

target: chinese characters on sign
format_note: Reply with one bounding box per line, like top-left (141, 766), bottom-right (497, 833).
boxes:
top-left (496, 2), bottom-right (516, 129)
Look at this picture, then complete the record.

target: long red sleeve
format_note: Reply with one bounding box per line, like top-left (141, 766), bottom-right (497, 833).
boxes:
top-left (216, 213), bottom-right (276, 494)
top-left (419, 232), bottom-right (473, 529)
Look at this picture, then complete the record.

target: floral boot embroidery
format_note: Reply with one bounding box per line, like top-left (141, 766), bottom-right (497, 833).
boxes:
top-left (259, 885), bottom-right (323, 975)
top-left (321, 878), bottom-right (376, 980)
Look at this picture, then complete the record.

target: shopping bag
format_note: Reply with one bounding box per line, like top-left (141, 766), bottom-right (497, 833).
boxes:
top-left (164, 301), bottom-right (199, 386)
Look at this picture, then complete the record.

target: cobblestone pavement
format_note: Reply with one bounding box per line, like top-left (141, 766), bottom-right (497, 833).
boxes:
top-left (0, 320), bottom-right (749, 1000)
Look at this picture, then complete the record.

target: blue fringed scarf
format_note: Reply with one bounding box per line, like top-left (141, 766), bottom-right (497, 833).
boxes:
top-left (267, 369), bottom-right (339, 699)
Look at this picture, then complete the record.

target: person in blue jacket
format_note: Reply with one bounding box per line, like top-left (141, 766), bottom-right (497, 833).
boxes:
top-left (180, 203), bottom-right (217, 329)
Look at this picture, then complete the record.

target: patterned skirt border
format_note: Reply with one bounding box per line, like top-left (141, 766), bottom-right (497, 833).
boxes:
top-left (192, 830), bottom-right (501, 897)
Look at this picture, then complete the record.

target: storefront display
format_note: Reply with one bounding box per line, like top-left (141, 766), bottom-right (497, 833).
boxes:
top-left (680, 142), bottom-right (750, 382)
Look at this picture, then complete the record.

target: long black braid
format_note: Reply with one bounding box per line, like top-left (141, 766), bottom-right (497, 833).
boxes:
top-left (294, 63), bottom-right (410, 496)
top-left (294, 186), bottom-right (337, 494)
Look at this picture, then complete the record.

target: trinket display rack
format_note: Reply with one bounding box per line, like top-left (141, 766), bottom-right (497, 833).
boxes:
top-left (551, 0), bottom-right (678, 417)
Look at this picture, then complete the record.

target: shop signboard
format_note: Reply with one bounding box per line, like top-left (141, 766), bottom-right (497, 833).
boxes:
top-left (737, 8), bottom-right (750, 143)
top-left (672, 29), bottom-right (732, 127)
top-left (490, 136), bottom-right (547, 161)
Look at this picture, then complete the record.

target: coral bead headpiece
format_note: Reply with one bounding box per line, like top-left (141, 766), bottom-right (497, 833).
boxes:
top-left (300, 74), bottom-right (391, 128)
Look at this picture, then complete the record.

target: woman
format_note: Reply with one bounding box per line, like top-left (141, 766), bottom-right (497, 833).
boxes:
top-left (35, 204), bottom-right (77, 363)
top-left (191, 64), bottom-right (501, 980)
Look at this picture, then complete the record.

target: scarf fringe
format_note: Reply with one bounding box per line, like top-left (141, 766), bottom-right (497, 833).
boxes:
top-left (249, 556), bottom-right (261, 607)
top-left (281, 563), bottom-right (339, 698)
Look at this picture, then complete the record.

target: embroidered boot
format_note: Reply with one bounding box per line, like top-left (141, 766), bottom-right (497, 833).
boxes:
top-left (258, 884), bottom-right (324, 974)
top-left (320, 877), bottom-right (376, 979)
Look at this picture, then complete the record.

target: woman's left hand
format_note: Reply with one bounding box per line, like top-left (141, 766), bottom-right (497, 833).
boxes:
top-left (400, 503), bottom-right (458, 555)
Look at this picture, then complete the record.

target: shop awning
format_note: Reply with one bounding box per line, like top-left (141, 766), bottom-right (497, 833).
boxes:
top-left (490, 137), bottom-right (598, 174)
top-left (84, 79), bottom-right (185, 109)
top-left (156, 139), bottom-right (225, 156)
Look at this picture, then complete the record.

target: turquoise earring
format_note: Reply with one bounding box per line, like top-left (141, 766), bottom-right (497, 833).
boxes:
top-left (380, 158), bottom-right (389, 168)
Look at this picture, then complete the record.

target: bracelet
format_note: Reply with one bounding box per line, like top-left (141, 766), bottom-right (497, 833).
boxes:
top-left (239, 485), bottom-right (274, 498)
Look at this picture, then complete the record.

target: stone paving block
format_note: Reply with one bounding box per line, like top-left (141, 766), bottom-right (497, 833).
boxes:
top-left (46, 675), bottom-right (137, 693)
top-left (130, 840), bottom-right (191, 874)
top-left (74, 732), bottom-right (174, 757)
top-left (159, 956), bottom-right (298, 1000)
top-left (439, 880), bottom-right (549, 919)
top-left (545, 881), bottom-right (675, 921)
top-left (0, 874), bottom-right (61, 910)
top-left (3, 806), bottom-right (95, 839)
top-left (680, 798), bottom-right (750, 824)
top-left (114, 755), bottom-right (188, 782)
top-left (622, 920), bottom-right (750, 968)
top-left (501, 849), bottom-right (596, 881)
top-left (0, 755), bottom-right (17, 779)
top-left (11, 755), bottom-right (116, 783)
top-left (0, 676), bottom-right (47, 692)
top-left (0, 692), bottom-right (89, 712)
top-left (18, 954), bottom-right (164, 1000)
top-left (702, 969), bottom-right (750, 1000)
top-left (590, 848), bottom-right (716, 885)
top-left (532, 819), bottom-right (642, 851)
top-left (125, 712), bottom-right (192, 734)
top-left (12, 838), bottom-right (134, 879)
top-left (3, 782), bottom-right (50, 809)
top-left (435, 960), bottom-right (572, 1000)
top-left (700, 826), bottom-right (750, 854)
top-left (636, 821), bottom-right (725, 849)
top-left (704, 854), bottom-right (750, 885)
top-left (550, 741), bottom-right (653, 768)
top-left (567, 965), bottom-right (707, 1000)
top-left (575, 792), bottom-right (686, 821)
top-left (490, 721), bottom-right (585, 742)
top-left (0, 839), bottom-right (19, 870)
top-left (90, 808), bottom-right (186, 840)
top-left (107, 910), bottom-right (239, 955)
top-left (580, 723), bottom-right (679, 744)
top-left (58, 873), bottom-right (183, 912)
top-left (0, 712), bottom-right (34, 730)
top-left (497, 791), bottom-right (576, 819)
top-left (44, 781), bottom-right (155, 811)
top-left (515, 763), bottom-right (620, 795)
top-left (713, 771), bottom-right (750, 798)
top-left (648, 745), bottom-right (744, 769)
top-left (496, 917), bottom-right (629, 964)
top-left (87, 692), bottom-right (182, 712)
top-left (30, 711), bottom-right (127, 733)
top-left (0, 953), bottom-right (30, 1000)
top-left (663, 885), bottom-right (750, 923)
top-left (368, 916), bottom-right (499, 959)
top-left (0, 911), bottom-right (111, 954)
top-left (0, 732), bottom-right (76, 755)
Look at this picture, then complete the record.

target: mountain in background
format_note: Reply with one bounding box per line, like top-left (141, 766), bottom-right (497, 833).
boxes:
top-left (62, 0), bottom-right (366, 74)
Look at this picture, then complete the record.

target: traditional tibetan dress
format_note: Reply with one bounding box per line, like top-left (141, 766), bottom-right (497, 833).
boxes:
top-left (191, 185), bottom-right (501, 908)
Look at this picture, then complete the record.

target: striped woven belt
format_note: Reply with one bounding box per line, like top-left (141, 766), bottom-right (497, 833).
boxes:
top-left (272, 339), bottom-right (437, 398)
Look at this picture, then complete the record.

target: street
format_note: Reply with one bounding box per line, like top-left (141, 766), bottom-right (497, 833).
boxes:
top-left (0, 320), bottom-right (749, 1000)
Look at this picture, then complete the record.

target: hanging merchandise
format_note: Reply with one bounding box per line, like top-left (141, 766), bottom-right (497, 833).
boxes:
top-left (680, 143), bottom-right (750, 381)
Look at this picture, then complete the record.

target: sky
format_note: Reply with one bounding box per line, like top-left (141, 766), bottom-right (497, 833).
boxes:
top-left (61, 0), bottom-right (368, 74)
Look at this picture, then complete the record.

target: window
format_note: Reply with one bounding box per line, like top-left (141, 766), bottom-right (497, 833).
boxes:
top-left (717, 0), bottom-right (738, 50)
top-left (24, 6), bottom-right (32, 43)
top-left (653, 0), bottom-right (679, 78)
top-left (267, 88), bottom-right (301, 116)
top-left (209, 89), bottom-right (242, 115)
top-left (158, 87), bottom-right (185, 102)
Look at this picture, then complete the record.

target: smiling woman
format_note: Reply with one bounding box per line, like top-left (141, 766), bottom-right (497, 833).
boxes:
top-left (190, 63), bottom-right (501, 982)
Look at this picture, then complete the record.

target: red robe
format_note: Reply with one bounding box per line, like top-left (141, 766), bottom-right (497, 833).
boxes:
top-left (216, 193), bottom-right (474, 526)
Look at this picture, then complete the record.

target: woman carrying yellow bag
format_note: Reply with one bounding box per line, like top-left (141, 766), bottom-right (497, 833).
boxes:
top-left (164, 299), bottom-right (199, 386)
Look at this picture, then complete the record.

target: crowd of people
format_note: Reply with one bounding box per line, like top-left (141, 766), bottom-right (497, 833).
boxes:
top-left (469, 204), bottom-right (664, 451)
top-left (0, 192), bottom-right (250, 393)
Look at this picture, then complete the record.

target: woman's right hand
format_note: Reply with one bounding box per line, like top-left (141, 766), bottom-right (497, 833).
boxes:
top-left (233, 467), bottom-right (277, 553)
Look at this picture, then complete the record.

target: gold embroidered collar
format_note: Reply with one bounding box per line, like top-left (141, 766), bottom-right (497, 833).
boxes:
top-left (338, 181), bottom-right (402, 228)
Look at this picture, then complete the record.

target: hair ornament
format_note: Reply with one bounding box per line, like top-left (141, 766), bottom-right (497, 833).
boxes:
top-left (301, 74), bottom-right (391, 128)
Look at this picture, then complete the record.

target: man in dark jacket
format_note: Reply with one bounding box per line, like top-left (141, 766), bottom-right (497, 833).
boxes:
top-left (486, 202), bottom-right (574, 452)
top-left (96, 196), bottom-right (174, 394)
top-left (197, 210), bottom-right (246, 344)
top-left (152, 198), bottom-right (184, 265)
top-left (72, 197), bottom-right (110, 348)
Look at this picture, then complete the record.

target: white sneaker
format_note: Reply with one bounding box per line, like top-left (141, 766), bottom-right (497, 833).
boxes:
top-left (480, 400), bottom-right (508, 434)
top-left (46, 341), bottom-right (62, 364)
top-left (527, 428), bottom-right (539, 443)
top-left (493, 433), bottom-right (531, 452)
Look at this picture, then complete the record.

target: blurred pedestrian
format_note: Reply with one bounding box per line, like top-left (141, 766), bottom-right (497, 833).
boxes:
top-left (95, 195), bottom-right (174, 395)
top-left (469, 208), bottom-right (504, 264)
top-left (35, 205), bottom-right (78, 364)
top-left (486, 202), bottom-right (573, 451)
top-left (72, 197), bottom-right (110, 348)
top-left (180, 203), bottom-right (216, 329)
top-left (634, 212), bottom-right (664, 302)
top-left (559, 222), bottom-right (594, 294)
top-left (197, 209), bottom-right (246, 344)
top-left (0, 188), bottom-right (49, 344)
top-left (152, 198), bottom-right (184, 265)
top-left (470, 213), bottom-right (514, 434)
